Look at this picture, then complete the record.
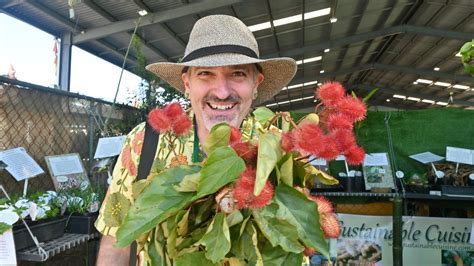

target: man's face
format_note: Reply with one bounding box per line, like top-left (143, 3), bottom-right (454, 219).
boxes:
top-left (182, 64), bottom-right (264, 132)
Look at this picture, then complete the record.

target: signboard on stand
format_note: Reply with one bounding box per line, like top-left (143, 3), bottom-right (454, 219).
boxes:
top-left (331, 214), bottom-right (474, 266)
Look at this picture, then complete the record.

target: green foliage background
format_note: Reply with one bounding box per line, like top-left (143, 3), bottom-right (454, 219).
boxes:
top-left (291, 108), bottom-right (474, 176)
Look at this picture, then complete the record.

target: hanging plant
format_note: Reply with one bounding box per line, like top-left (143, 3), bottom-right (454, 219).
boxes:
top-left (460, 39), bottom-right (474, 76)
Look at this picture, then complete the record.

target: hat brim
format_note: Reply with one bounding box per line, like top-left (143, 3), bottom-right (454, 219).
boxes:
top-left (146, 54), bottom-right (297, 106)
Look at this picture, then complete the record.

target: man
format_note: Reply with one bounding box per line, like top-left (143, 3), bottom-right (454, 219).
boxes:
top-left (95, 14), bottom-right (296, 265)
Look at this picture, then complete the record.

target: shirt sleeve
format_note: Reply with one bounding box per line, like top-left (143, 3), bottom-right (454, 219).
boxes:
top-left (95, 122), bottom-right (145, 237)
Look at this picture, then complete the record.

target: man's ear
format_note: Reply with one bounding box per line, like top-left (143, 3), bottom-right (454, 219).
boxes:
top-left (255, 72), bottom-right (264, 88)
top-left (181, 72), bottom-right (190, 94)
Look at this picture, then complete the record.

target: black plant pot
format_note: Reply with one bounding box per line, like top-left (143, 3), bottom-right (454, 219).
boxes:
top-left (65, 212), bottom-right (99, 234)
top-left (13, 216), bottom-right (67, 250)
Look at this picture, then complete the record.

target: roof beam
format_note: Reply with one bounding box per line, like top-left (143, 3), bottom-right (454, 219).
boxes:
top-left (262, 25), bottom-right (474, 59)
top-left (354, 84), bottom-right (474, 107)
top-left (0, 0), bottom-right (25, 8)
top-left (73, 0), bottom-right (243, 44)
top-left (287, 63), bottom-right (474, 87)
top-left (83, 0), bottom-right (169, 61)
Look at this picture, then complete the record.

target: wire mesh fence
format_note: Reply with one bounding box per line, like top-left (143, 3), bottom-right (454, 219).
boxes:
top-left (0, 79), bottom-right (142, 196)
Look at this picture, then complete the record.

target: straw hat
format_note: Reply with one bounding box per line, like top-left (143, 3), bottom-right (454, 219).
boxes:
top-left (146, 15), bottom-right (297, 106)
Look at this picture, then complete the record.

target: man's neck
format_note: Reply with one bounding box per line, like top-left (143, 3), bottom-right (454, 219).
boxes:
top-left (197, 127), bottom-right (209, 153)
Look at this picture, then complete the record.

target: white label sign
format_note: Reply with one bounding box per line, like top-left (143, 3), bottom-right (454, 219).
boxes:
top-left (446, 146), bottom-right (474, 165)
top-left (94, 136), bottom-right (126, 159)
top-left (0, 147), bottom-right (44, 181)
top-left (0, 230), bottom-right (17, 266)
top-left (409, 152), bottom-right (444, 164)
top-left (363, 153), bottom-right (389, 166)
top-left (46, 154), bottom-right (84, 176)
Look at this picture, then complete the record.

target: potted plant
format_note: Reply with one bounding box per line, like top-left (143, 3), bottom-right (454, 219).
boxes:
top-left (0, 191), bottom-right (67, 250)
top-left (60, 187), bottom-right (103, 235)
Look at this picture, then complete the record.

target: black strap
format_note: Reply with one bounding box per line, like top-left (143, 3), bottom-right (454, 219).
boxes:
top-left (136, 122), bottom-right (160, 180)
top-left (130, 122), bottom-right (159, 265)
top-left (181, 44), bottom-right (258, 62)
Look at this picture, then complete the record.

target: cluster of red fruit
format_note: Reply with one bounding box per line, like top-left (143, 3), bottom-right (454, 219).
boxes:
top-left (281, 81), bottom-right (367, 165)
top-left (148, 102), bottom-right (192, 137)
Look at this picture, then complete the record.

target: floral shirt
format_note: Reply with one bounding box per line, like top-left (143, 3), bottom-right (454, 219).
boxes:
top-left (95, 122), bottom-right (196, 237)
top-left (95, 115), bottom-right (258, 266)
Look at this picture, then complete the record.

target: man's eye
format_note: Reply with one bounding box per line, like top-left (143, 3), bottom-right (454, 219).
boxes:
top-left (197, 71), bottom-right (211, 76)
top-left (233, 71), bottom-right (247, 77)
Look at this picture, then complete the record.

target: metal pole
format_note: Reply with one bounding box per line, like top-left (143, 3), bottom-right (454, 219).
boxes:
top-left (393, 195), bottom-right (403, 266)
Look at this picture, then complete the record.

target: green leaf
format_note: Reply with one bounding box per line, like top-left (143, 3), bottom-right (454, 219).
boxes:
top-left (252, 203), bottom-right (304, 253)
top-left (275, 184), bottom-right (329, 260)
top-left (174, 172), bottom-right (200, 192)
top-left (254, 132), bottom-right (281, 196)
top-left (226, 210), bottom-right (244, 227)
top-left (177, 209), bottom-right (190, 236)
top-left (198, 213), bottom-right (231, 263)
top-left (232, 220), bottom-right (263, 266)
top-left (281, 113), bottom-right (290, 132)
top-left (175, 251), bottom-right (217, 266)
top-left (148, 226), bottom-right (166, 266)
top-left (203, 123), bottom-right (231, 154)
top-left (197, 147), bottom-right (245, 198)
top-left (279, 153), bottom-right (293, 186)
top-left (194, 197), bottom-right (214, 225)
top-left (115, 165), bottom-right (200, 247)
top-left (253, 107), bottom-right (275, 126)
top-left (260, 240), bottom-right (303, 266)
top-left (460, 41), bottom-right (473, 54)
top-left (362, 88), bottom-right (379, 104)
top-left (132, 179), bottom-right (150, 199)
top-left (0, 222), bottom-right (11, 235)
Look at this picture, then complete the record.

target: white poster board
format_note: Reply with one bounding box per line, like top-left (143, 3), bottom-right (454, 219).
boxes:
top-left (0, 147), bottom-right (44, 181)
top-left (94, 135), bottom-right (126, 159)
top-left (45, 153), bottom-right (89, 191)
top-left (446, 146), bottom-right (474, 165)
top-left (0, 230), bottom-right (17, 266)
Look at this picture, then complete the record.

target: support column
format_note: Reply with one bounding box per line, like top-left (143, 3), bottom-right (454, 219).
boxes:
top-left (59, 32), bottom-right (72, 91)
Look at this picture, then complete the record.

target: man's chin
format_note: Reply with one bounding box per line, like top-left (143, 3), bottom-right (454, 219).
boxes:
top-left (203, 115), bottom-right (240, 130)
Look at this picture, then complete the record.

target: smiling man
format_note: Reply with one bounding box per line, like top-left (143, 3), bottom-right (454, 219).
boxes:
top-left (96, 15), bottom-right (296, 265)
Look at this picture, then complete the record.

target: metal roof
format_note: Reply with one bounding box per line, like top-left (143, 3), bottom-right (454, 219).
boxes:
top-left (1, 0), bottom-right (473, 110)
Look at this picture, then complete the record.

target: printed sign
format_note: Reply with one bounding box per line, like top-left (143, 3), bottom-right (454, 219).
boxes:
top-left (331, 214), bottom-right (474, 266)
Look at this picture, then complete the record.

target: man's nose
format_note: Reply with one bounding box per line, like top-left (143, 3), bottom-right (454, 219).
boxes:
top-left (212, 75), bottom-right (232, 100)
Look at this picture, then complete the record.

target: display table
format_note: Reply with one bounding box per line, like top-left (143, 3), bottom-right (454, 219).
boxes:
top-left (16, 232), bottom-right (99, 262)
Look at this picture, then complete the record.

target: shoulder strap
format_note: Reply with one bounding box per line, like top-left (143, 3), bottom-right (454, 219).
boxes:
top-left (136, 122), bottom-right (160, 180)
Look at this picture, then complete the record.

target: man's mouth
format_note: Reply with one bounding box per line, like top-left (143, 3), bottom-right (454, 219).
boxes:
top-left (207, 102), bottom-right (237, 111)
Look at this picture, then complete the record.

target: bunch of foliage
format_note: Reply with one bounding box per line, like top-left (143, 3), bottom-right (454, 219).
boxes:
top-left (0, 191), bottom-right (60, 235)
top-left (113, 82), bottom-right (366, 265)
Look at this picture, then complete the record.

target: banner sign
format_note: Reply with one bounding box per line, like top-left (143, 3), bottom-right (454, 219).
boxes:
top-left (331, 214), bottom-right (474, 266)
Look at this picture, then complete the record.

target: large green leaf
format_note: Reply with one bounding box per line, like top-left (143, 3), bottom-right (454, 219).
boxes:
top-left (197, 147), bottom-right (245, 198)
top-left (260, 240), bottom-right (303, 266)
top-left (278, 153), bottom-right (293, 186)
top-left (274, 184), bottom-right (329, 260)
top-left (253, 107), bottom-right (275, 126)
top-left (198, 212), bottom-right (231, 263)
top-left (175, 251), bottom-right (217, 266)
top-left (115, 165), bottom-right (200, 247)
top-left (232, 220), bottom-right (263, 266)
top-left (174, 172), bottom-right (200, 192)
top-left (203, 123), bottom-right (231, 154)
top-left (252, 203), bottom-right (304, 253)
top-left (254, 132), bottom-right (281, 195)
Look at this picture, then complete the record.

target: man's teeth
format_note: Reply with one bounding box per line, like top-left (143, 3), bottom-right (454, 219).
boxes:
top-left (208, 103), bottom-right (235, 110)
